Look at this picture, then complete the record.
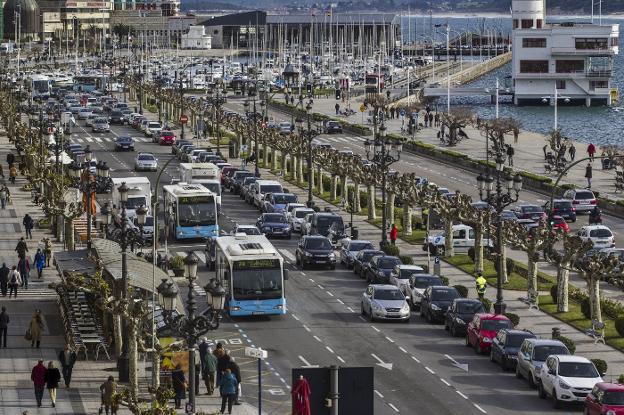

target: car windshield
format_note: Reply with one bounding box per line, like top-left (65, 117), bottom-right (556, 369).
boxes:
top-left (295, 210), bottom-right (313, 218)
top-left (264, 214), bottom-right (286, 223)
top-left (413, 276), bottom-right (442, 288)
top-left (118, 137), bottom-right (132, 142)
top-left (237, 227), bottom-right (260, 235)
top-left (456, 301), bottom-right (484, 314)
top-left (523, 206), bottom-right (542, 213)
top-left (379, 258), bottom-right (401, 269)
top-left (481, 319), bottom-right (512, 331)
top-left (373, 289), bottom-right (404, 300)
top-left (508, 334), bottom-right (532, 347)
top-left (554, 202), bottom-right (572, 209)
top-left (260, 185), bottom-right (283, 194)
top-left (125, 196), bottom-right (147, 210)
top-left (135, 216), bottom-right (154, 227)
top-left (349, 242), bottom-right (374, 251)
top-left (203, 182), bottom-right (221, 196)
top-left (603, 391), bottom-right (624, 405)
top-left (558, 362), bottom-right (599, 378)
top-left (431, 289), bottom-right (459, 301)
top-left (361, 251), bottom-right (383, 262)
top-left (148, 122), bottom-right (160, 128)
top-left (533, 345), bottom-right (569, 361)
top-left (138, 154), bottom-right (154, 161)
top-left (590, 229), bottom-right (612, 238)
top-left (575, 191), bottom-right (595, 200)
top-left (305, 238), bottom-right (332, 250)
top-left (274, 194), bottom-right (297, 204)
top-left (178, 201), bottom-right (217, 226)
top-left (95, 118), bottom-right (107, 123)
top-left (318, 216), bottom-right (344, 231)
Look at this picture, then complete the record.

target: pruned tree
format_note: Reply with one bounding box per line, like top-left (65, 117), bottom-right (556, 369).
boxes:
top-left (576, 252), bottom-right (620, 322)
top-left (440, 107), bottom-right (474, 146)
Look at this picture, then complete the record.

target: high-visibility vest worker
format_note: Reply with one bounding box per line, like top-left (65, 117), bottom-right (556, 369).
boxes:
top-left (476, 274), bottom-right (487, 299)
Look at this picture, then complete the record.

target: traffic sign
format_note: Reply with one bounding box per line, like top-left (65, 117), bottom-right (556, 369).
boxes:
top-left (399, 110), bottom-right (405, 117)
top-left (359, 104), bottom-right (366, 113)
top-left (179, 114), bottom-right (188, 124)
top-left (245, 346), bottom-right (267, 359)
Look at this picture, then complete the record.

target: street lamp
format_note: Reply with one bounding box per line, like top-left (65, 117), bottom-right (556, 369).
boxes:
top-left (156, 252), bottom-right (225, 414)
top-left (243, 87), bottom-right (262, 177)
top-left (476, 158), bottom-right (523, 315)
top-left (296, 98), bottom-right (317, 208)
top-left (207, 81), bottom-right (227, 156)
top-left (541, 87), bottom-right (570, 131)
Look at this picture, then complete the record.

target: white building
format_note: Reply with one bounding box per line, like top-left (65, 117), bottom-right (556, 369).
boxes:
top-left (512, 0), bottom-right (619, 106)
top-left (181, 25), bottom-right (212, 49)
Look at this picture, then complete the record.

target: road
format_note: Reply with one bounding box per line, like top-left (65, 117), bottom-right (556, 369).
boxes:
top-left (65, 104), bottom-right (586, 414)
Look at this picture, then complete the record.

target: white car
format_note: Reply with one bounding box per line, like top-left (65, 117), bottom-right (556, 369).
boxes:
top-left (289, 207), bottom-right (315, 233)
top-left (145, 121), bottom-right (162, 137)
top-left (134, 152), bottom-right (158, 172)
top-left (562, 189), bottom-right (597, 213)
top-left (537, 355), bottom-right (602, 407)
top-left (577, 225), bottom-right (615, 249)
top-left (389, 264), bottom-right (425, 292)
top-left (278, 122), bottom-right (292, 135)
top-left (408, 274), bottom-right (444, 309)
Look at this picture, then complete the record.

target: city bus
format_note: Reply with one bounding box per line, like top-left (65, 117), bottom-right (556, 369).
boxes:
top-left (73, 74), bottom-right (108, 92)
top-left (26, 74), bottom-right (52, 100)
top-left (163, 183), bottom-right (219, 240)
top-left (215, 234), bottom-right (287, 316)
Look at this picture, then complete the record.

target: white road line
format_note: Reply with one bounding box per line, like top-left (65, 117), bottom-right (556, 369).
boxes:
top-left (325, 346), bottom-right (334, 353)
top-left (474, 404), bottom-right (487, 414)
top-left (192, 250), bottom-right (206, 263)
top-left (399, 346), bottom-right (408, 353)
top-left (317, 284), bottom-right (324, 289)
top-left (313, 335), bottom-right (322, 342)
top-left (371, 326), bottom-right (380, 332)
top-left (292, 314), bottom-right (300, 321)
top-left (388, 403), bottom-right (400, 413)
top-left (298, 355), bottom-right (312, 366)
top-left (303, 325), bottom-right (311, 332)
top-left (84, 136), bottom-right (93, 142)
top-left (411, 356), bottom-right (420, 363)
top-left (326, 291), bottom-right (334, 297)
top-left (425, 367), bottom-right (435, 374)
top-left (385, 336), bottom-right (395, 343)
top-left (374, 389), bottom-right (384, 398)
top-left (346, 307), bottom-right (355, 313)
top-left (358, 316), bottom-right (366, 322)
top-left (440, 378), bottom-right (451, 387)
top-left (336, 356), bottom-right (345, 363)
top-left (336, 299), bottom-right (344, 304)
top-left (456, 391), bottom-right (469, 400)
top-left (308, 278), bottom-right (315, 282)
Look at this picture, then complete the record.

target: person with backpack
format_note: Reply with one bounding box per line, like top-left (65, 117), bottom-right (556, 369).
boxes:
top-left (15, 237), bottom-right (28, 259)
top-left (23, 214), bottom-right (34, 239)
top-left (34, 249), bottom-right (45, 279)
top-left (8, 266), bottom-right (21, 298)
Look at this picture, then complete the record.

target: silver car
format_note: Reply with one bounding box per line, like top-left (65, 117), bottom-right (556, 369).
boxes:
top-left (360, 284), bottom-right (410, 322)
top-left (289, 207), bottom-right (315, 233)
top-left (134, 152), bottom-right (158, 172)
top-left (91, 118), bottom-right (110, 133)
top-left (516, 338), bottom-right (570, 388)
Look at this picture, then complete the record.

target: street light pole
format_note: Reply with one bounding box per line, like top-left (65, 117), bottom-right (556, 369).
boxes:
top-left (296, 99), bottom-right (317, 208)
top-left (541, 87), bottom-right (570, 131)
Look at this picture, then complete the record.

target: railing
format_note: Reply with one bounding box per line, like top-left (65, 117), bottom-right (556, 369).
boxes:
top-left (551, 47), bottom-right (614, 55)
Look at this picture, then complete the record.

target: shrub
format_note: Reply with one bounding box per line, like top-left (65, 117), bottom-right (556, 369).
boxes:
top-left (399, 255), bottom-right (414, 265)
top-left (504, 312), bottom-right (520, 327)
top-left (467, 247), bottom-right (475, 263)
top-left (615, 316), bottom-right (624, 337)
top-left (506, 258), bottom-right (516, 275)
top-left (440, 276), bottom-right (449, 286)
top-left (580, 297), bottom-right (592, 319)
top-left (550, 285), bottom-right (558, 304)
top-left (591, 359), bottom-right (608, 376)
top-left (170, 255), bottom-right (185, 270)
top-left (382, 244), bottom-right (400, 256)
top-left (480, 298), bottom-right (492, 313)
top-left (619, 374), bottom-right (624, 384)
top-left (453, 285), bottom-right (468, 298)
top-left (421, 264), bottom-right (429, 274)
top-left (553, 334), bottom-right (576, 355)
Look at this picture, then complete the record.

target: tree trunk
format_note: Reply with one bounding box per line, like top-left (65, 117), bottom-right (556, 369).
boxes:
top-left (330, 176), bottom-right (338, 201)
top-left (367, 185), bottom-right (376, 220)
top-left (317, 166), bottom-right (323, 194)
top-left (403, 205), bottom-right (412, 236)
top-left (444, 219), bottom-right (454, 257)
top-left (501, 246), bottom-right (509, 284)
top-left (151, 348), bottom-right (160, 389)
top-left (282, 153), bottom-right (288, 176)
top-left (387, 193), bottom-right (396, 225)
top-left (588, 274), bottom-right (602, 322)
top-left (64, 217), bottom-right (74, 251)
top-left (353, 182), bottom-right (361, 213)
top-left (292, 157), bottom-right (298, 182)
top-left (556, 262), bottom-right (570, 312)
top-left (298, 156), bottom-right (304, 183)
top-left (263, 141), bottom-right (269, 167)
top-left (113, 314), bottom-right (122, 356)
top-left (129, 319), bottom-right (139, 402)
top-left (310, 162), bottom-right (315, 190)
top-left (527, 252), bottom-right (538, 294)
top-left (474, 225), bottom-right (483, 274)
top-left (340, 176), bottom-right (348, 203)
top-left (271, 149), bottom-right (278, 171)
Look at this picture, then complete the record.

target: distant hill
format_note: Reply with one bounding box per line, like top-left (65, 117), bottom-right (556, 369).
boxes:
top-left (180, 0), bottom-right (248, 12)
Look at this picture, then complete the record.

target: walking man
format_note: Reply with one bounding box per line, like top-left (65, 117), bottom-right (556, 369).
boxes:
top-left (585, 162), bottom-right (593, 189)
top-left (8, 266), bottom-right (21, 298)
top-left (335, 102), bottom-right (340, 115)
top-left (31, 360), bottom-right (47, 407)
top-left (43, 238), bottom-right (52, 267)
top-left (569, 143), bottom-right (576, 161)
top-left (506, 145), bottom-right (515, 167)
top-left (0, 262), bottom-right (9, 296)
top-left (28, 309), bottom-right (44, 348)
top-left (34, 249), bottom-right (45, 279)
top-left (18, 256), bottom-right (30, 289)
top-left (476, 273), bottom-right (487, 300)
top-left (0, 306), bottom-right (9, 348)
top-left (15, 237), bottom-right (28, 259)
top-left (100, 376), bottom-right (118, 415)
top-left (23, 214), bottom-right (34, 239)
top-left (587, 142), bottom-right (596, 162)
top-left (203, 346), bottom-right (217, 395)
top-left (228, 357), bottom-right (242, 405)
top-left (428, 112), bottom-right (434, 128)
top-left (219, 368), bottom-right (238, 414)
top-left (0, 185), bottom-right (7, 209)
top-left (58, 344), bottom-right (77, 387)
top-left (6, 152), bottom-right (15, 169)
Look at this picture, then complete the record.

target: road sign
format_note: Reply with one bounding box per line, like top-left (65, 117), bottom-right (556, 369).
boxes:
top-left (433, 235), bottom-right (443, 245)
top-left (245, 346), bottom-right (267, 359)
top-left (399, 110), bottom-right (405, 117)
top-left (434, 256), bottom-right (440, 264)
top-left (179, 114), bottom-right (188, 124)
top-left (359, 104), bottom-right (366, 113)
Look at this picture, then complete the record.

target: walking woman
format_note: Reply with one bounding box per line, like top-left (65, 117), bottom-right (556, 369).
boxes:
top-left (28, 309), bottom-right (44, 348)
top-left (171, 363), bottom-right (187, 409)
top-left (44, 361), bottom-right (61, 407)
top-left (219, 368), bottom-right (239, 414)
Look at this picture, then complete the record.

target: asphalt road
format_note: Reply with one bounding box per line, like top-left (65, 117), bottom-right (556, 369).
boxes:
top-left (65, 110), bottom-right (588, 414)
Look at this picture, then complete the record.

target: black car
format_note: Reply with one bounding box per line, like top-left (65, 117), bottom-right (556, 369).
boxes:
top-left (420, 286), bottom-right (460, 323)
top-left (307, 212), bottom-right (345, 243)
top-left (172, 140), bottom-right (192, 156)
top-left (240, 177), bottom-right (257, 200)
top-left (324, 120), bottom-right (343, 134)
top-left (295, 235), bottom-right (336, 270)
top-left (444, 298), bottom-right (486, 336)
top-left (490, 329), bottom-right (536, 370)
top-left (353, 250), bottom-right (385, 278)
top-left (109, 110), bottom-right (126, 125)
top-left (513, 205), bottom-right (546, 221)
top-left (230, 171), bottom-right (255, 195)
top-left (551, 199), bottom-right (577, 222)
top-left (365, 255), bottom-right (402, 284)
top-left (114, 136), bottom-right (134, 151)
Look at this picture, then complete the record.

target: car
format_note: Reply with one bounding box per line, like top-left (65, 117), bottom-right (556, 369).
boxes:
top-left (178, 144), bottom-right (196, 161)
top-left (466, 313), bottom-right (513, 354)
top-left (172, 140), bottom-right (191, 155)
top-left (240, 177), bottom-right (257, 201)
top-left (132, 115), bottom-right (146, 129)
top-left (324, 120), bottom-right (343, 134)
top-left (109, 110), bottom-right (126, 125)
top-left (139, 119), bottom-right (150, 133)
top-left (360, 284), bottom-right (410, 322)
top-left (220, 166), bottom-right (239, 186)
top-left (144, 121), bottom-right (162, 137)
top-left (516, 219), bottom-right (539, 233)
top-left (563, 189), bottom-right (597, 213)
top-left (263, 193), bottom-right (298, 213)
top-left (77, 107), bottom-right (93, 120)
top-left (514, 204), bottom-right (547, 221)
top-left (188, 149), bottom-right (210, 163)
top-left (295, 235), bottom-right (336, 269)
top-left (91, 118), bottom-right (110, 132)
top-left (68, 105), bottom-right (83, 114)
top-left (159, 130), bottom-right (176, 145)
top-left (133, 215), bottom-right (154, 242)
top-left (285, 203), bottom-right (306, 215)
top-left (339, 239), bottom-right (375, 269)
top-left (304, 212), bottom-right (346, 243)
top-left (255, 213), bottom-right (291, 238)
top-left (551, 215), bottom-right (570, 233)
top-left (420, 285), bottom-right (460, 323)
top-left (353, 249), bottom-right (385, 278)
top-left (516, 338), bottom-right (570, 388)
top-left (550, 199), bottom-right (577, 222)
top-left (114, 136), bottom-right (134, 151)
top-left (585, 382), bottom-right (624, 415)
top-left (408, 274), bottom-right (444, 310)
top-left (490, 329), bottom-right (536, 370)
top-left (244, 182), bottom-right (258, 204)
top-left (289, 207), bottom-right (315, 233)
top-left (278, 121), bottom-right (292, 135)
top-left (537, 355), bottom-right (602, 408)
top-left (389, 264), bottom-right (425, 293)
top-left (501, 210), bottom-right (518, 221)
top-left (134, 152), bottom-right (158, 172)
top-left (230, 170), bottom-right (255, 195)
top-left (444, 298), bottom-right (485, 336)
top-left (577, 225), bottom-right (615, 249)
top-left (85, 113), bottom-right (98, 127)
top-left (365, 255), bottom-right (402, 284)
top-left (231, 224), bottom-right (261, 236)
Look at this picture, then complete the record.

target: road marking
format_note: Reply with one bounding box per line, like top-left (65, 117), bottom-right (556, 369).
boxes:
top-left (474, 403), bottom-right (487, 414)
top-left (325, 346), bottom-right (334, 353)
top-left (317, 284), bottom-right (324, 289)
top-left (456, 391), bottom-right (469, 400)
top-left (336, 299), bottom-right (344, 304)
top-left (440, 378), bottom-right (451, 387)
top-left (193, 250), bottom-right (206, 263)
top-left (279, 249), bottom-right (296, 262)
top-left (385, 336), bottom-right (395, 343)
top-left (313, 335), bottom-right (322, 342)
top-left (292, 314), bottom-right (300, 321)
top-left (399, 346), bottom-right (408, 353)
top-left (298, 355), bottom-right (319, 368)
top-left (425, 366), bottom-right (435, 374)
top-left (374, 389), bottom-right (384, 398)
top-left (371, 354), bottom-right (393, 370)
top-left (326, 291), bottom-right (334, 297)
top-left (358, 316), bottom-right (366, 322)
top-left (303, 325), bottom-right (311, 332)
top-left (346, 307), bottom-right (355, 313)
top-left (308, 278), bottom-right (315, 282)
top-left (371, 326), bottom-right (380, 332)
top-left (411, 356), bottom-right (420, 363)
top-left (336, 356), bottom-right (345, 363)
top-left (388, 403), bottom-right (400, 412)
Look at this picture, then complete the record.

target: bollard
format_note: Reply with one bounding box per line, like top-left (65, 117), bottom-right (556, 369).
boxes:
top-left (433, 256), bottom-right (441, 276)
top-left (552, 327), bottom-right (561, 339)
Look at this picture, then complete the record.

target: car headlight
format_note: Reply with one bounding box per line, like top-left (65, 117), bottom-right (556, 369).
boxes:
top-left (372, 303), bottom-right (383, 312)
top-left (481, 337), bottom-right (492, 343)
top-left (328, 253), bottom-right (335, 259)
top-left (430, 304), bottom-right (441, 311)
top-left (305, 252), bottom-right (313, 257)
top-left (262, 227), bottom-right (270, 232)
top-left (606, 410), bottom-right (616, 415)
top-left (455, 317), bottom-right (466, 325)
top-left (401, 303), bottom-right (410, 313)
top-left (558, 380), bottom-right (570, 390)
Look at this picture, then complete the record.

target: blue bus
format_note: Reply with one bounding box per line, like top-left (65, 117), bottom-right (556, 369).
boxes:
top-left (163, 183), bottom-right (219, 240)
top-left (215, 234), bottom-right (287, 316)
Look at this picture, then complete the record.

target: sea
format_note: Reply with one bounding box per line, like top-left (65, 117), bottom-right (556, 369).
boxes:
top-left (400, 14), bottom-right (624, 146)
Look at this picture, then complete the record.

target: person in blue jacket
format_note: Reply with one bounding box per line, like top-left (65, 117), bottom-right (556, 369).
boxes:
top-left (218, 368), bottom-right (238, 414)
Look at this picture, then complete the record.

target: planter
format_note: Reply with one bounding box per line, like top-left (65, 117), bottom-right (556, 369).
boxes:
top-left (172, 268), bottom-right (185, 278)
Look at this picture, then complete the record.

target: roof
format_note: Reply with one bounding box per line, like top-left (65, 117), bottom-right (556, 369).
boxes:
top-left (476, 313), bottom-right (511, 320)
top-left (525, 338), bottom-right (568, 346)
top-left (594, 382), bottom-right (624, 391)
top-left (555, 355), bottom-right (591, 363)
top-left (370, 284), bottom-right (399, 290)
top-left (199, 11), bottom-right (266, 27)
top-left (266, 13), bottom-right (397, 25)
top-left (397, 264), bottom-right (424, 269)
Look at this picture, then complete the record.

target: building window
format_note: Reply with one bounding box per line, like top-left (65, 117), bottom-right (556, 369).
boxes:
top-left (536, 19), bottom-right (543, 28)
top-left (519, 60), bottom-right (549, 73)
top-left (611, 37), bottom-right (619, 46)
top-left (575, 38), bottom-right (608, 49)
top-left (590, 80), bottom-right (608, 90)
top-left (213, 29), bottom-right (219, 34)
top-left (522, 38), bottom-right (546, 48)
top-left (555, 60), bottom-right (584, 73)
top-left (521, 19), bottom-right (534, 29)
top-left (556, 80), bottom-right (566, 90)
top-left (513, 19), bottom-right (519, 29)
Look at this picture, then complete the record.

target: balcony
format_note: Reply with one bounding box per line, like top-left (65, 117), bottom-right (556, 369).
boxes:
top-left (551, 47), bottom-right (614, 56)
top-left (515, 70), bottom-right (612, 79)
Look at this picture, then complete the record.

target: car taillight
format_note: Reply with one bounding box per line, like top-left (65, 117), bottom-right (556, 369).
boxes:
top-left (591, 200), bottom-right (597, 205)
top-left (572, 208), bottom-right (576, 211)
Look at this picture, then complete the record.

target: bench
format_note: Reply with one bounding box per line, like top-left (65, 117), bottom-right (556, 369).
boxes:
top-left (585, 319), bottom-right (606, 345)
top-left (519, 289), bottom-right (539, 310)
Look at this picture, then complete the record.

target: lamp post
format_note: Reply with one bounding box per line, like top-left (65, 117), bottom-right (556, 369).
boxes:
top-left (179, 72), bottom-right (185, 140)
top-left (541, 87), bottom-right (570, 131)
top-left (363, 120), bottom-right (402, 246)
top-left (157, 252), bottom-right (225, 414)
top-left (243, 86), bottom-right (262, 177)
top-left (295, 98), bottom-right (317, 208)
top-left (476, 158), bottom-right (523, 315)
top-left (207, 81), bottom-right (227, 156)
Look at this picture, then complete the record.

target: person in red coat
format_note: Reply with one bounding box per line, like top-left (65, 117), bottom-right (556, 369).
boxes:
top-left (389, 224), bottom-right (398, 245)
top-left (292, 375), bottom-right (311, 415)
top-left (31, 359), bottom-right (47, 407)
top-left (587, 143), bottom-right (596, 162)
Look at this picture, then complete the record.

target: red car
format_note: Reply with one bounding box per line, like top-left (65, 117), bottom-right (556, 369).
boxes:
top-left (585, 382), bottom-right (624, 415)
top-left (159, 131), bottom-right (176, 145)
top-left (551, 215), bottom-right (570, 233)
top-left (465, 313), bottom-right (513, 354)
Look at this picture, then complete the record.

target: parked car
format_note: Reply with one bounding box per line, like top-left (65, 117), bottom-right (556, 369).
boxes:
top-left (255, 213), bottom-right (291, 238)
top-left (563, 189), bottom-right (597, 213)
top-left (340, 239), bottom-right (375, 269)
top-left (551, 215), bottom-right (570, 233)
top-left (77, 107), bottom-right (93, 120)
top-left (420, 286), bottom-right (460, 323)
top-left (324, 120), bottom-right (343, 134)
top-left (490, 329), bottom-right (536, 370)
top-left (304, 212), bottom-right (345, 243)
top-left (114, 136), bottom-right (134, 151)
top-left (585, 382), bottom-right (624, 415)
top-left (85, 113), bottom-right (98, 127)
top-left (550, 199), bottom-right (577, 222)
top-left (466, 313), bottom-right (513, 354)
top-left (172, 140), bottom-right (191, 155)
top-left (408, 274), bottom-right (444, 310)
top-left (389, 264), bottom-right (425, 293)
top-left (537, 355), bottom-right (602, 408)
top-left (232, 224), bottom-right (261, 236)
top-left (295, 235), bottom-right (336, 269)
top-left (501, 210), bottom-right (518, 221)
top-left (230, 171), bottom-right (255, 194)
top-left (263, 193), bottom-right (298, 213)
top-left (159, 130), bottom-right (176, 145)
top-left (353, 250), bottom-right (385, 278)
top-left (240, 177), bottom-right (257, 201)
top-left (514, 205), bottom-right (547, 221)
top-left (577, 225), bottom-right (615, 249)
top-left (278, 121), bottom-right (292, 135)
top-left (109, 110), bottom-right (126, 125)
top-left (516, 338), bottom-right (570, 388)
top-left (91, 118), bottom-right (110, 133)
top-left (360, 284), bottom-right (410, 322)
top-left (364, 255), bottom-right (402, 284)
top-left (444, 298), bottom-right (485, 336)
top-left (134, 152), bottom-right (158, 172)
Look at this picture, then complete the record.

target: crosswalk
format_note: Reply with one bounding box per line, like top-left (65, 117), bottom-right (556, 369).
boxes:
top-left (70, 136), bottom-right (153, 144)
top-left (322, 135), bottom-right (362, 144)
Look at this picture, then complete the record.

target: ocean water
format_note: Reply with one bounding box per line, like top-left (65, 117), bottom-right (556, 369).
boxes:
top-left (401, 15), bottom-right (624, 146)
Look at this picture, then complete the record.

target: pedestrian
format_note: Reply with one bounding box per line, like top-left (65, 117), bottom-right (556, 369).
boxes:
top-left (171, 363), bottom-right (187, 409)
top-left (390, 107), bottom-right (395, 119)
top-left (290, 96), bottom-right (294, 105)
top-left (0, 262), bottom-right (9, 296)
top-left (434, 113), bottom-right (440, 127)
top-left (0, 306), bottom-right (8, 347)
top-left (335, 102), bottom-right (340, 115)
top-left (34, 249), bottom-right (45, 279)
top-left (389, 224), bottom-right (398, 245)
top-left (219, 368), bottom-right (238, 414)
top-left (44, 361), bottom-right (61, 407)
top-left (9, 164), bottom-right (16, 184)
top-left (585, 162), bottom-right (593, 189)
top-left (228, 357), bottom-right (242, 405)
top-left (194, 348), bottom-right (201, 395)
top-left (19, 256), bottom-right (30, 289)
top-left (476, 273), bottom-right (487, 300)
top-left (43, 238), bottom-right (52, 267)
top-left (7, 152), bottom-right (15, 169)
top-left (99, 376), bottom-right (117, 415)
top-left (58, 344), bottom-right (77, 387)
top-left (513, 127), bottom-right (519, 143)
top-left (0, 185), bottom-right (7, 209)
top-left (569, 143), bottom-right (576, 161)
top-left (424, 112), bottom-right (429, 127)
top-left (428, 112), bottom-right (434, 127)
top-left (8, 266), bottom-right (21, 298)
top-left (23, 214), bottom-right (34, 239)
top-left (543, 144), bottom-right (548, 160)
top-left (15, 237), bottom-right (28, 259)
top-left (31, 360), bottom-right (47, 407)
top-left (28, 309), bottom-right (44, 348)
top-left (198, 337), bottom-right (209, 367)
top-left (587, 142), bottom-right (596, 162)
top-left (506, 145), bottom-right (515, 166)
top-left (203, 346), bottom-right (217, 395)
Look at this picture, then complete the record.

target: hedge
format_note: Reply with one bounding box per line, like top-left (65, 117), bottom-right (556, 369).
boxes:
top-left (504, 312), bottom-right (520, 327)
top-left (591, 359), bottom-right (607, 376)
top-left (553, 334), bottom-right (576, 355)
top-left (453, 285), bottom-right (468, 298)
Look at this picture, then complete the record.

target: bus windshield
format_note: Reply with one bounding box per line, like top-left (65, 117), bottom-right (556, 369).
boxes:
top-left (232, 261), bottom-right (283, 300)
top-left (126, 196), bottom-right (147, 210)
top-left (202, 182), bottom-right (221, 196)
top-left (178, 200), bottom-right (217, 226)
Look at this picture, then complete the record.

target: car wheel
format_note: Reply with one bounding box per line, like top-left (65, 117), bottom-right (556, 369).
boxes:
top-left (538, 382), bottom-right (546, 399)
top-left (330, 265), bottom-right (335, 270)
top-left (426, 309), bottom-right (432, 323)
top-left (450, 323), bottom-right (457, 337)
top-left (360, 303), bottom-right (365, 315)
top-left (501, 356), bottom-right (508, 371)
top-left (419, 306), bottom-right (425, 318)
top-left (528, 372), bottom-right (536, 388)
top-left (444, 321), bottom-right (449, 331)
top-left (369, 309), bottom-right (375, 322)
top-left (403, 317), bottom-right (410, 323)
top-left (552, 389), bottom-right (561, 409)
top-left (489, 350), bottom-right (495, 363)
top-left (465, 336), bottom-right (471, 347)
top-left (474, 341), bottom-right (481, 355)
top-left (515, 365), bottom-right (523, 379)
